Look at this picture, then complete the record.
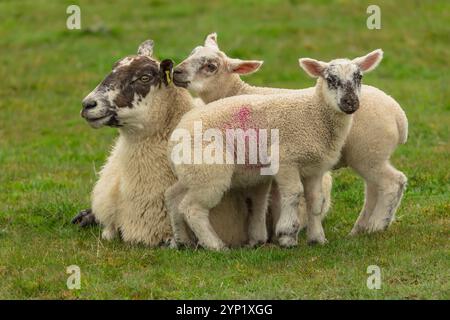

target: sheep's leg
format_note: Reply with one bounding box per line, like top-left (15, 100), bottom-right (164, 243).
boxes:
top-left (349, 182), bottom-right (378, 235)
top-left (298, 172), bottom-right (333, 232)
top-left (179, 188), bottom-right (227, 251)
top-left (247, 181), bottom-right (272, 247)
top-left (101, 223), bottom-right (118, 241)
top-left (319, 172), bottom-right (333, 221)
top-left (364, 163), bottom-right (407, 233)
top-left (165, 182), bottom-right (196, 248)
top-left (72, 208), bottom-right (97, 227)
top-left (267, 181), bottom-right (280, 242)
top-left (274, 166), bottom-right (302, 248)
top-left (304, 173), bottom-right (327, 245)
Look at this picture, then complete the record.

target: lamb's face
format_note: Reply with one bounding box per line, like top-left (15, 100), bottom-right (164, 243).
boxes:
top-left (173, 45), bottom-right (227, 93)
top-left (173, 32), bottom-right (262, 95)
top-left (299, 49), bottom-right (383, 114)
top-left (321, 59), bottom-right (363, 114)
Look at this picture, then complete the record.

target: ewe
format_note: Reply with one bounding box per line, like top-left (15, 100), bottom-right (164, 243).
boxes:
top-left (167, 50), bottom-right (383, 250)
top-left (173, 33), bottom-right (408, 236)
top-left (72, 40), bottom-right (250, 247)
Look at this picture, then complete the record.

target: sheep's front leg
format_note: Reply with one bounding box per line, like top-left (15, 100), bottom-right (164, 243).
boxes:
top-left (179, 188), bottom-right (227, 251)
top-left (247, 180), bottom-right (272, 247)
top-left (304, 174), bottom-right (327, 245)
top-left (165, 182), bottom-right (196, 248)
top-left (274, 166), bottom-right (302, 248)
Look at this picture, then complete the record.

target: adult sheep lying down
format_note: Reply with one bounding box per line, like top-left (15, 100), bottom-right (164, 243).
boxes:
top-left (72, 40), bottom-right (249, 247)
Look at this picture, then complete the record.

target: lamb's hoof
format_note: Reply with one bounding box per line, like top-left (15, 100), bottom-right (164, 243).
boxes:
top-left (366, 218), bottom-right (390, 234)
top-left (101, 228), bottom-right (117, 241)
top-left (168, 238), bottom-right (178, 249)
top-left (278, 235), bottom-right (298, 248)
top-left (159, 237), bottom-right (177, 248)
top-left (307, 235), bottom-right (328, 246)
top-left (72, 208), bottom-right (97, 227)
top-left (201, 241), bottom-right (228, 251)
top-left (349, 225), bottom-right (366, 236)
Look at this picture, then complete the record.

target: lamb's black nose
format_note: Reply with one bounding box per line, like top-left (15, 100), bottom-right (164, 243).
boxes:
top-left (82, 99), bottom-right (97, 110)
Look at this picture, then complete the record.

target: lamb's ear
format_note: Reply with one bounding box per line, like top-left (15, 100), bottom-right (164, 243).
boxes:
top-left (160, 59), bottom-right (174, 86)
top-left (137, 40), bottom-right (154, 57)
top-left (227, 58), bottom-right (264, 75)
top-left (299, 58), bottom-right (328, 78)
top-left (204, 32), bottom-right (218, 49)
top-left (352, 49), bottom-right (383, 73)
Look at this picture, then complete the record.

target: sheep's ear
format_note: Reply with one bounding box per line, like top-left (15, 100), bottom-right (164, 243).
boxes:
top-left (227, 58), bottom-right (264, 75)
top-left (204, 32), bottom-right (218, 49)
top-left (299, 58), bottom-right (328, 78)
top-left (137, 40), bottom-right (154, 57)
top-left (352, 49), bottom-right (383, 73)
top-left (160, 59), bottom-right (174, 86)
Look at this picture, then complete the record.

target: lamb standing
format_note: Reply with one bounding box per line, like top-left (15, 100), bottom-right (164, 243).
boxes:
top-left (167, 50), bottom-right (383, 250)
top-left (173, 33), bottom-right (408, 235)
top-left (72, 40), bottom-right (250, 247)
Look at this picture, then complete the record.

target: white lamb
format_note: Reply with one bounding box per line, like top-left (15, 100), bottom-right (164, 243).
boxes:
top-left (72, 40), bottom-right (250, 247)
top-left (166, 49), bottom-right (384, 250)
top-left (173, 33), bottom-right (408, 235)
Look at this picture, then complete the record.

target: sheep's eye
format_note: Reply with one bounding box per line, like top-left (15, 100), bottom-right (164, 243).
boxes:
top-left (204, 63), bottom-right (217, 72)
top-left (140, 75), bottom-right (150, 82)
top-left (326, 75), bottom-right (340, 88)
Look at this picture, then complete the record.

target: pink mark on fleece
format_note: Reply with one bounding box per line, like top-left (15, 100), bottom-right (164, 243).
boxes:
top-left (222, 105), bottom-right (268, 169)
top-left (233, 106), bottom-right (252, 128)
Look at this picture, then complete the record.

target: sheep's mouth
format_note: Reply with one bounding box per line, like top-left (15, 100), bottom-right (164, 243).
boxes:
top-left (173, 79), bottom-right (190, 88)
top-left (86, 114), bottom-right (118, 128)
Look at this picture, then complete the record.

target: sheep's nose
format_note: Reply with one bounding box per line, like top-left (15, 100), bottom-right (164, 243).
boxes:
top-left (82, 99), bottom-right (97, 110)
top-left (173, 69), bottom-right (184, 75)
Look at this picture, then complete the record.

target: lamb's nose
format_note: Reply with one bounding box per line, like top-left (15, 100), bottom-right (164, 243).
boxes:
top-left (173, 69), bottom-right (183, 75)
top-left (82, 99), bottom-right (97, 110)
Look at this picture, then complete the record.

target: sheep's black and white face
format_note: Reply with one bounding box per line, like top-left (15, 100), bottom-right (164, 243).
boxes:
top-left (299, 49), bottom-right (383, 114)
top-left (81, 40), bottom-right (174, 130)
top-left (173, 33), bottom-right (263, 94)
top-left (321, 60), bottom-right (363, 114)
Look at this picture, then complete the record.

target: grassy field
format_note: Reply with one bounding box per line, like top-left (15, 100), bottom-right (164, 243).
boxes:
top-left (0, 0), bottom-right (449, 299)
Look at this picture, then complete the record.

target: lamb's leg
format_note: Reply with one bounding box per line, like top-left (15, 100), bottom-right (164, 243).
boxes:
top-left (364, 163), bottom-right (407, 233)
top-left (165, 182), bottom-right (196, 248)
top-left (179, 188), bottom-right (227, 251)
top-left (72, 208), bottom-right (97, 227)
top-left (267, 180), bottom-right (280, 242)
top-left (349, 182), bottom-right (378, 235)
top-left (304, 173), bottom-right (327, 245)
top-left (298, 172), bottom-right (332, 231)
top-left (101, 223), bottom-right (118, 240)
top-left (274, 166), bottom-right (302, 248)
top-left (247, 181), bottom-right (272, 247)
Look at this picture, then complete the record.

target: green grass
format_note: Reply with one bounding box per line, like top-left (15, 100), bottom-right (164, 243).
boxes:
top-left (0, 0), bottom-right (449, 299)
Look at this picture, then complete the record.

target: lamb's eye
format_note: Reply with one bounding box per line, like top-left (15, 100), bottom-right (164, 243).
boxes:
top-left (140, 75), bottom-right (150, 82)
top-left (326, 75), bottom-right (340, 88)
top-left (204, 63), bottom-right (217, 72)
